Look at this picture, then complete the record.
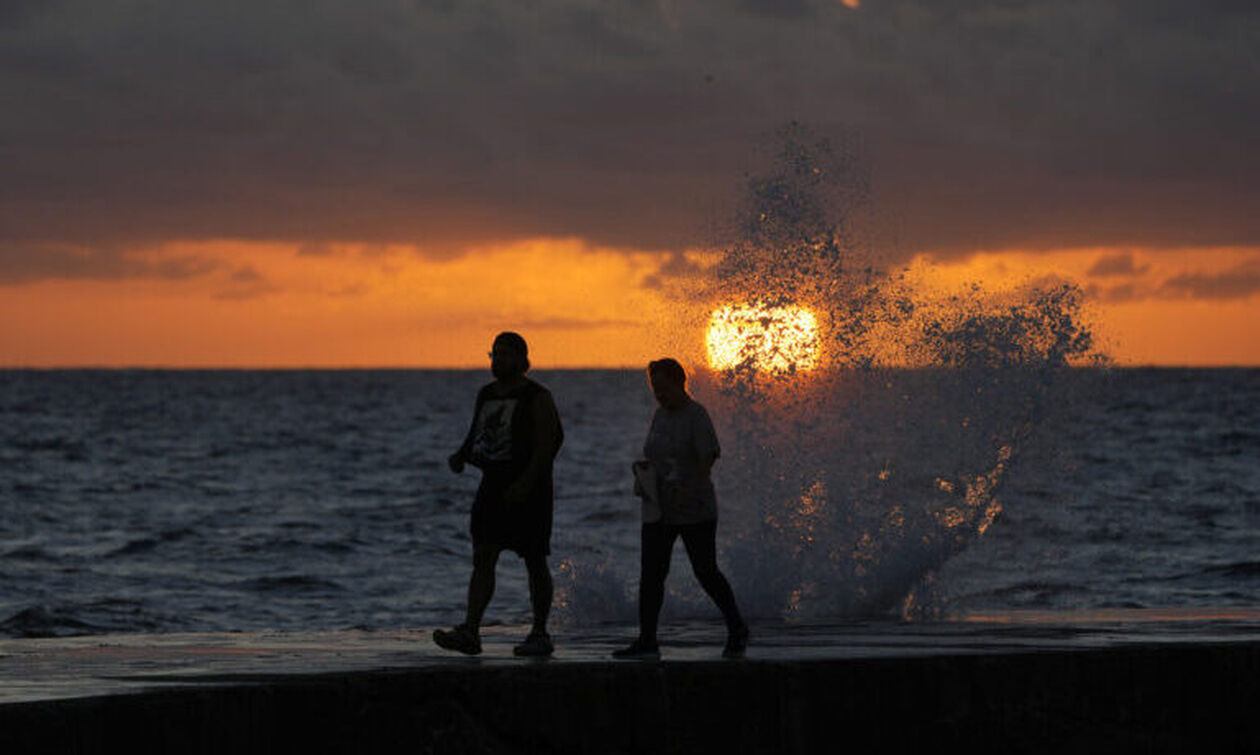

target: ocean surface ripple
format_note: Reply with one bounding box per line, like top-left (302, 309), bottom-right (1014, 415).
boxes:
top-left (1, 368), bottom-right (1257, 638)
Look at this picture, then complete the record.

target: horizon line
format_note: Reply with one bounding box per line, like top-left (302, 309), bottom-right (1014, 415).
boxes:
top-left (1, 362), bottom-right (1257, 371)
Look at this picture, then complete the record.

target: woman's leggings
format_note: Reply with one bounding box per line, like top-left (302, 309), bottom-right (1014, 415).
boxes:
top-left (638, 519), bottom-right (744, 642)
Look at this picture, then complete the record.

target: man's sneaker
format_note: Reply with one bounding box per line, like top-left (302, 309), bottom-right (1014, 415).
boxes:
top-left (611, 638), bottom-right (661, 660)
top-left (433, 624), bottom-right (482, 655)
top-left (513, 631), bottom-right (555, 657)
top-left (722, 625), bottom-right (749, 659)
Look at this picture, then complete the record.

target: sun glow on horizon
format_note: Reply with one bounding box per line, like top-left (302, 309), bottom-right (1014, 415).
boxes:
top-left (706, 304), bottom-right (821, 373)
top-left (2, 241), bottom-right (1258, 367)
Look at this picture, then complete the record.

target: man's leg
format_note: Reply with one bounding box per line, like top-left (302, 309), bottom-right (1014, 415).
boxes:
top-left (464, 544), bottom-right (501, 631)
top-left (523, 554), bottom-right (553, 635)
top-left (434, 544), bottom-right (499, 654)
top-left (679, 521), bottom-right (745, 634)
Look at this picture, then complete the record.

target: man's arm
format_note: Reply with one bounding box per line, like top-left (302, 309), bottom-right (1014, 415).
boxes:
top-left (449, 390), bottom-right (483, 473)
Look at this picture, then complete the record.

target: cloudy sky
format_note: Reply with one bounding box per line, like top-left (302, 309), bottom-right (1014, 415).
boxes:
top-left (1, 0), bottom-right (1257, 365)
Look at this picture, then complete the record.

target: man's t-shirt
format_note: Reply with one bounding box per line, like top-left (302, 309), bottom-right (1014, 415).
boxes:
top-left (468, 395), bottom-right (519, 466)
top-left (463, 379), bottom-right (563, 476)
top-left (642, 398), bottom-right (720, 524)
top-left (458, 378), bottom-right (563, 557)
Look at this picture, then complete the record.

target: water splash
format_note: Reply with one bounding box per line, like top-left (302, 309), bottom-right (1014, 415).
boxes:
top-left (556, 123), bottom-right (1101, 625)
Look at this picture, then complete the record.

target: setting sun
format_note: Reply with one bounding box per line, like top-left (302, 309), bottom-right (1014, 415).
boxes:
top-left (706, 304), bottom-right (821, 373)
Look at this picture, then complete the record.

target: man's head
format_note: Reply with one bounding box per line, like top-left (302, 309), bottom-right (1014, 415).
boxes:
top-left (648, 358), bottom-right (688, 409)
top-left (491, 332), bottom-right (530, 380)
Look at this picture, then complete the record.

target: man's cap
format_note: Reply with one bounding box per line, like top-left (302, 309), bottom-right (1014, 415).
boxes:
top-left (493, 331), bottom-right (529, 357)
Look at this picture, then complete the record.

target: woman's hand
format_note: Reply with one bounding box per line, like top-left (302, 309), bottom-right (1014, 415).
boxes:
top-left (448, 451), bottom-right (466, 474)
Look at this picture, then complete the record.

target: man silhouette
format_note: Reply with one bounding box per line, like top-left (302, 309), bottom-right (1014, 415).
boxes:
top-left (435, 332), bottom-right (563, 656)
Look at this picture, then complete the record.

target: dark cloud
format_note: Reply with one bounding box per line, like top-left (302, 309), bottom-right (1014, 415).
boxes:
top-left (641, 250), bottom-right (704, 289)
top-left (327, 282), bottom-right (369, 298)
top-left (0, 0), bottom-right (55, 29)
top-left (228, 265), bottom-right (264, 282)
top-left (1, 0), bottom-right (1257, 282)
top-left (740, 0), bottom-right (816, 19)
top-left (213, 286), bottom-right (275, 301)
top-left (214, 265), bottom-right (277, 299)
top-left (296, 242), bottom-right (335, 257)
top-left (1085, 282), bottom-right (1140, 303)
top-left (1158, 260), bottom-right (1260, 301)
top-left (1087, 252), bottom-right (1149, 278)
top-left (0, 242), bottom-right (218, 284)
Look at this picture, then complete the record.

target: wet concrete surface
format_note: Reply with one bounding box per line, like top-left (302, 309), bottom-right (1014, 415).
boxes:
top-left (2, 610), bottom-right (1259, 753)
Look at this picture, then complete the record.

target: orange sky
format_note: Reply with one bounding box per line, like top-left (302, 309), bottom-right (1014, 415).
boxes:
top-left (1, 241), bottom-right (1257, 367)
top-left (3, 2), bottom-right (1256, 371)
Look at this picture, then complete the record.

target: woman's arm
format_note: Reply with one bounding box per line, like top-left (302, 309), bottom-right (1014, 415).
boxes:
top-left (693, 403), bottom-right (720, 476)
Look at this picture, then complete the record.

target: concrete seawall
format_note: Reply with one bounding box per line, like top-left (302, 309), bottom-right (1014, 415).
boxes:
top-left (3, 638), bottom-right (1259, 754)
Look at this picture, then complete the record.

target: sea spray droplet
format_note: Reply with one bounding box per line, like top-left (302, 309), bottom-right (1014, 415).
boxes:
top-left (555, 124), bottom-right (1100, 624)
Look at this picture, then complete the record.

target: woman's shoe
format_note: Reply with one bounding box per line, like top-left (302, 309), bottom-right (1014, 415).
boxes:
top-left (611, 638), bottom-right (661, 660)
top-left (722, 625), bottom-right (749, 659)
top-left (513, 631), bottom-right (555, 657)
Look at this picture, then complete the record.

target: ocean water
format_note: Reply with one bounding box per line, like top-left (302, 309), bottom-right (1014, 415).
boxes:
top-left (0, 367), bottom-right (1257, 638)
